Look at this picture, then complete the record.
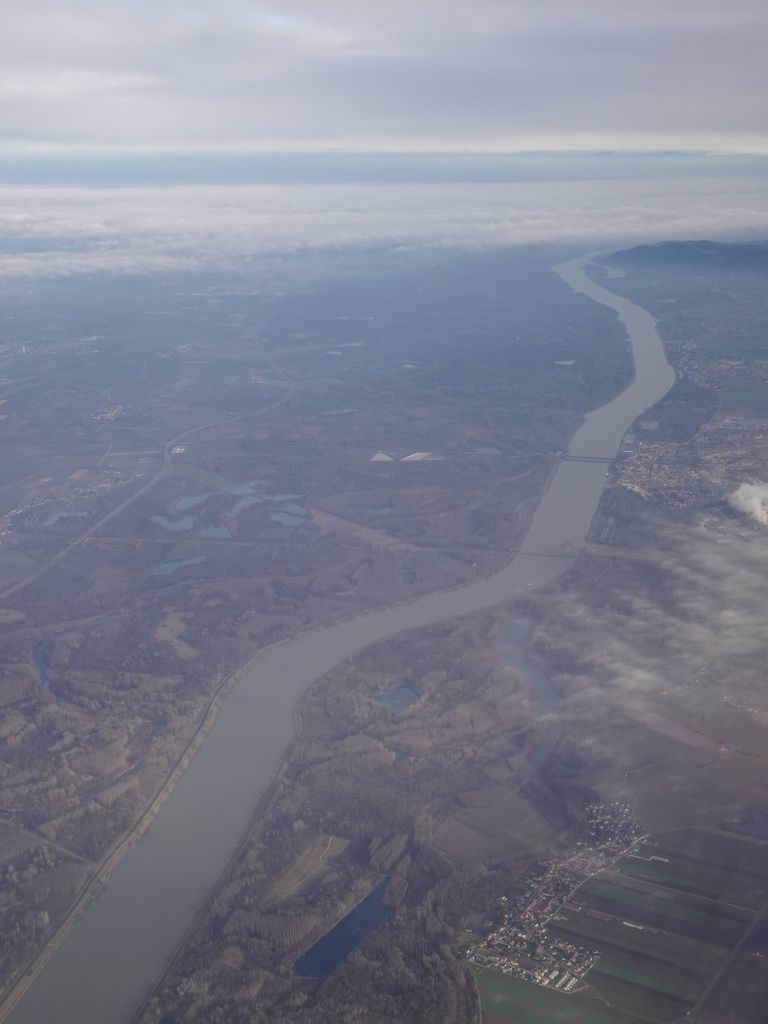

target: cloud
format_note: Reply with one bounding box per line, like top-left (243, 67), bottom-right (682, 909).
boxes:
top-left (548, 518), bottom-right (768, 728)
top-left (0, 0), bottom-right (767, 150)
top-left (2, 172), bottom-right (768, 279)
top-left (729, 483), bottom-right (768, 525)
top-left (0, 69), bottom-right (159, 102)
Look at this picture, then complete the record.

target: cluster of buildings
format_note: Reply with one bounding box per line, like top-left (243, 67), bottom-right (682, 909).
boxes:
top-left (578, 802), bottom-right (645, 857)
top-left (466, 865), bottom-right (598, 992)
top-left (466, 803), bottom-right (646, 995)
top-left (616, 411), bottom-right (768, 517)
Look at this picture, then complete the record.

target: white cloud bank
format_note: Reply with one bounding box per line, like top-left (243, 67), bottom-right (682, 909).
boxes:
top-left (1, 172), bottom-right (768, 279)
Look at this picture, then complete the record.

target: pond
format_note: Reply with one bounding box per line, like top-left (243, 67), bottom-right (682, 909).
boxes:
top-left (499, 620), bottom-right (562, 784)
top-left (222, 482), bottom-right (258, 495)
top-left (377, 684), bottom-right (419, 709)
top-left (175, 495), bottom-right (208, 511)
top-left (151, 514), bottom-right (196, 532)
top-left (197, 525), bottom-right (230, 539)
top-left (153, 557), bottom-right (205, 577)
top-left (230, 496), bottom-right (261, 516)
top-left (278, 503), bottom-right (306, 517)
top-left (294, 883), bottom-right (390, 978)
top-left (269, 511), bottom-right (305, 527)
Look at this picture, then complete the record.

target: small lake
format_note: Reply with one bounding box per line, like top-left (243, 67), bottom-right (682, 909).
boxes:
top-left (197, 525), bottom-right (230, 539)
top-left (377, 684), bottom-right (419, 709)
top-left (153, 557), bottom-right (205, 577)
top-left (175, 495), bottom-right (208, 511)
top-left (499, 620), bottom-right (562, 784)
top-left (230, 496), bottom-right (261, 516)
top-left (151, 515), bottom-right (196, 532)
top-left (294, 882), bottom-right (390, 978)
top-left (222, 482), bottom-right (258, 495)
top-left (269, 511), bottom-right (305, 527)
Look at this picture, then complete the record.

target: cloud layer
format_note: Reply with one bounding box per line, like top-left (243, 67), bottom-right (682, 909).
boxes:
top-left (1, 0), bottom-right (767, 151)
top-left (550, 518), bottom-right (768, 734)
top-left (2, 172), bottom-right (768, 279)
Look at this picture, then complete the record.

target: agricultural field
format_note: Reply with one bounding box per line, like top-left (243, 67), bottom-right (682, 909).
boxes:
top-left (591, 952), bottom-right (703, 1003)
top-left (716, 378), bottom-right (768, 418)
top-left (699, 920), bottom-right (768, 1024)
top-left (577, 876), bottom-right (749, 947)
top-left (587, 971), bottom-right (690, 1023)
top-left (618, 827), bottom-right (768, 905)
top-left (655, 828), bottom-right (768, 878)
top-left (548, 906), bottom-right (725, 1021)
top-left (471, 819), bottom-right (764, 1023)
top-left (475, 969), bottom-right (632, 1024)
top-left (430, 792), bottom-right (555, 865)
top-left (542, 830), bottom-right (768, 1022)
top-left (550, 908), bottom-right (725, 974)
top-left (698, 326), bottom-right (768, 360)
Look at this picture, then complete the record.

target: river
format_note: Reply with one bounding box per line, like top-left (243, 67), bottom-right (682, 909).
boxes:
top-left (4, 254), bottom-right (676, 1024)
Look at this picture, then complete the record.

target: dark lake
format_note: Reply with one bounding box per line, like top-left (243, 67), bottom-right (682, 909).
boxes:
top-left (153, 556), bottom-right (205, 576)
top-left (294, 882), bottom-right (391, 978)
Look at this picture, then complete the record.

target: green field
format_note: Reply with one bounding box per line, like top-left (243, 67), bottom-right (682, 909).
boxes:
top-left (698, 920), bottom-right (768, 1024)
top-left (617, 852), bottom-right (768, 904)
top-left (718, 379), bottom-right (768, 417)
top-left (475, 970), bottom-right (630, 1024)
top-left (655, 828), bottom-right (768, 878)
top-left (593, 957), bottom-right (703, 1003)
top-left (579, 876), bottom-right (747, 947)
top-left (615, 828), bottom-right (768, 906)
top-left (0, 549), bottom-right (39, 581)
top-left (699, 330), bottom-right (768, 360)
top-left (588, 971), bottom-right (690, 1023)
top-left (550, 909), bottom-right (724, 974)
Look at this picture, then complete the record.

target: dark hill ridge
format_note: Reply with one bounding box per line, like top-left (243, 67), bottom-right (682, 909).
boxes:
top-left (604, 239), bottom-right (768, 272)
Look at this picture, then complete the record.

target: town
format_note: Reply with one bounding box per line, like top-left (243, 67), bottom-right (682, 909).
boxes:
top-left (466, 803), bottom-right (646, 993)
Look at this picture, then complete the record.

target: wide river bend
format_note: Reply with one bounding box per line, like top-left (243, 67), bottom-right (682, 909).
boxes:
top-left (5, 254), bottom-right (676, 1024)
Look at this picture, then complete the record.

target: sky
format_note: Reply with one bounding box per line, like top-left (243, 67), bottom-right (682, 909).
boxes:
top-left (1, 0), bottom-right (767, 155)
top-left (1, 2), bottom-right (767, 277)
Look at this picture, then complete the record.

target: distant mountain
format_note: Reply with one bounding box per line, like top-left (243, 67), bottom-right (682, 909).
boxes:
top-left (604, 239), bottom-right (768, 271)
